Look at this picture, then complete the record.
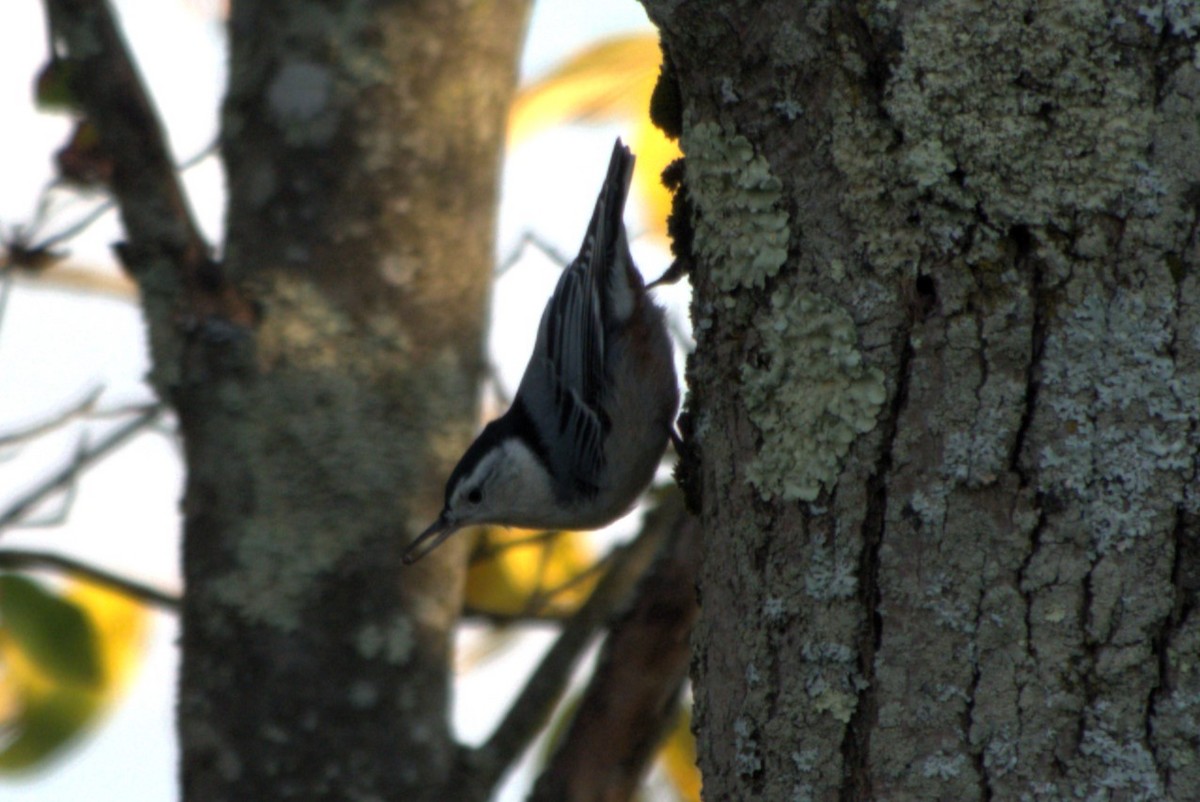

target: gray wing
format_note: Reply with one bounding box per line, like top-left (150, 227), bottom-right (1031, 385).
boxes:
top-left (515, 139), bottom-right (635, 498)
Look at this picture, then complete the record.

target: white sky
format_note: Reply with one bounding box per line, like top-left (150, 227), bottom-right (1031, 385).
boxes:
top-left (0, 1), bottom-right (694, 800)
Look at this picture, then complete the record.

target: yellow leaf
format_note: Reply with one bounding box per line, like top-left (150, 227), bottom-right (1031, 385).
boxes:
top-left (508, 34), bottom-right (681, 244)
top-left (62, 579), bottom-right (148, 696)
top-left (658, 704), bottom-right (701, 801)
top-left (465, 527), bottom-right (598, 619)
top-left (0, 576), bottom-right (149, 773)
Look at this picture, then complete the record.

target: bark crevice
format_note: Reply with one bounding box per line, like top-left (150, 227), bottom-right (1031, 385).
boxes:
top-left (839, 315), bottom-right (914, 801)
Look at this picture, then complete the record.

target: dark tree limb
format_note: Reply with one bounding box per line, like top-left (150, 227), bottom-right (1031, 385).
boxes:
top-left (450, 504), bottom-right (676, 801)
top-left (40, 0), bottom-right (254, 327)
top-left (0, 548), bottom-right (180, 611)
top-left (530, 489), bottom-right (700, 802)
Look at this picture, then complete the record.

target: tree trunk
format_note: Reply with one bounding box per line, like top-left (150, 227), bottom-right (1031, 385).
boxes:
top-left (644, 2), bottom-right (1200, 799)
top-left (168, 2), bottom-right (528, 799)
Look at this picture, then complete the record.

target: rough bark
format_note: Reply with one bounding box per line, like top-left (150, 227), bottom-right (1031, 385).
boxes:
top-left (642, 1), bottom-right (1200, 800)
top-left (44, 0), bottom-right (530, 798)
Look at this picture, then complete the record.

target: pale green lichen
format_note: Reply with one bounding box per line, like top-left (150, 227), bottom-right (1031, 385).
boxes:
top-left (921, 751), bottom-right (967, 780)
top-left (683, 120), bottom-right (790, 291)
top-left (268, 60), bottom-right (340, 146)
top-left (355, 617), bottom-right (415, 664)
top-left (832, 3), bottom-right (1155, 274)
top-left (210, 359), bottom-right (426, 631)
top-left (806, 673), bottom-right (859, 724)
top-left (742, 289), bottom-right (886, 502)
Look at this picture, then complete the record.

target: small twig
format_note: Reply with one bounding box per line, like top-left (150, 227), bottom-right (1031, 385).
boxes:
top-left (495, 230), bottom-right (572, 277)
top-left (18, 431), bottom-right (87, 528)
top-left (449, 513), bottom-right (670, 800)
top-left (459, 605), bottom-right (571, 626)
top-left (0, 405), bottom-right (164, 532)
top-left (35, 138), bottom-right (219, 253)
top-left (0, 548), bottom-right (180, 610)
top-left (88, 400), bottom-right (163, 420)
top-left (0, 385), bottom-right (103, 451)
top-left (31, 194), bottom-right (115, 252)
top-left (0, 269), bottom-right (12, 334)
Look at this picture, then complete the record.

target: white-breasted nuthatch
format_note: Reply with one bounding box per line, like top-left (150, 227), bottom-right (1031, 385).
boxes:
top-left (404, 139), bottom-right (679, 564)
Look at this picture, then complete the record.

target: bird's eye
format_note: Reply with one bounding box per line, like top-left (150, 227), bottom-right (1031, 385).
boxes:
top-left (467, 488), bottom-right (483, 505)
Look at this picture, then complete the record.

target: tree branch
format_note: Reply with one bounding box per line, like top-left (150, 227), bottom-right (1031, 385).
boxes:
top-left (42, 0), bottom-right (207, 269)
top-left (530, 490), bottom-right (700, 801)
top-left (0, 548), bottom-right (180, 611)
top-left (40, 0), bottom-right (254, 326)
top-left (0, 385), bottom-right (103, 452)
top-left (451, 507), bottom-right (674, 800)
top-left (0, 405), bottom-right (164, 532)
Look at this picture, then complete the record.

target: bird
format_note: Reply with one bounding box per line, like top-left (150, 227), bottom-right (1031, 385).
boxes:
top-left (404, 138), bottom-right (679, 564)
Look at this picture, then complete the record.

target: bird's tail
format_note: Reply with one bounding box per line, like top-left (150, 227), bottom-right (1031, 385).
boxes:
top-left (582, 139), bottom-right (638, 326)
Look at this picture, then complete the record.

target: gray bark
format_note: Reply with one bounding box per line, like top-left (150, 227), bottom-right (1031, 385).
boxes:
top-left (643, 1), bottom-right (1200, 799)
top-left (172, 1), bottom-right (527, 798)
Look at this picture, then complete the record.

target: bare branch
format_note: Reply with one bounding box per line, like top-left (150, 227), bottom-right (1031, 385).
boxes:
top-left (449, 505), bottom-right (674, 800)
top-left (0, 548), bottom-right (180, 611)
top-left (0, 385), bottom-right (103, 451)
top-left (40, 1), bottom-right (254, 329)
top-left (495, 230), bottom-right (572, 277)
top-left (0, 405), bottom-right (164, 532)
top-left (459, 605), bottom-right (571, 627)
top-left (530, 490), bottom-right (700, 801)
top-left (35, 137), bottom-right (219, 254)
top-left (42, 0), bottom-right (208, 269)
top-left (0, 270), bottom-right (12, 334)
top-left (16, 430), bottom-right (86, 528)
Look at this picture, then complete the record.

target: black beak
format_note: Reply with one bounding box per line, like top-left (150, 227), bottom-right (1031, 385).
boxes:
top-left (402, 513), bottom-right (460, 565)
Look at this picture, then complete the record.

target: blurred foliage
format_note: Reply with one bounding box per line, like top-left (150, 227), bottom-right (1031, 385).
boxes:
top-left (466, 527), bottom-right (599, 620)
top-left (0, 574), bottom-right (147, 772)
top-left (33, 58), bottom-right (82, 114)
top-left (509, 33), bottom-right (680, 245)
top-left (658, 704), bottom-right (701, 801)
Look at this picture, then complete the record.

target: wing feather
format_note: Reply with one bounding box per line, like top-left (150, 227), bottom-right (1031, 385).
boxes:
top-left (515, 140), bottom-right (635, 498)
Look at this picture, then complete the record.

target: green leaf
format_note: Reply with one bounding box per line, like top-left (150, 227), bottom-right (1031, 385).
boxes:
top-left (0, 574), bottom-right (102, 687)
top-left (34, 59), bottom-right (82, 113)
top-left (0, 684), bottom-right (101, 773)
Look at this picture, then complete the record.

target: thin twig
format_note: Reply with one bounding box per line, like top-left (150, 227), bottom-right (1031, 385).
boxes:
top-left (0, 548), bottom-right (180, 610)
top-left (459, 605), bottom-right (571, 626)
top-left (0, 385), bottom-right (103, 450)
top-left (17, 430), bottom-right (87, 528)
top-left (449, 514), bottom-right (670, 800)
top-left (0, 405), bottom-right (164, 532)
top-left (0, 270), bottom-right (12, 334)
top-left (34, 138), bottom-right (219, 253)
top-left (495, 230), bottom-right (572, 277)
